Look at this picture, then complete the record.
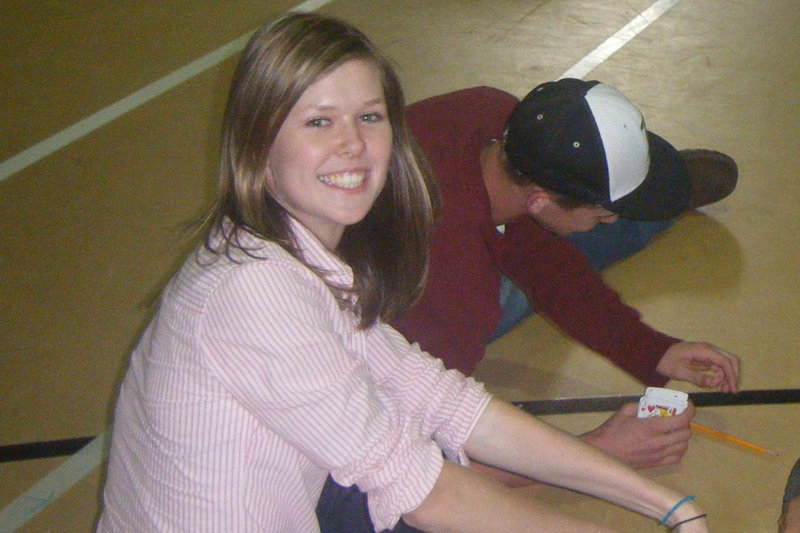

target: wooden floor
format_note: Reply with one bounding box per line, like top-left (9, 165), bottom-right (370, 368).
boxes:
top-left (2, 1), bottom-right (798, 531)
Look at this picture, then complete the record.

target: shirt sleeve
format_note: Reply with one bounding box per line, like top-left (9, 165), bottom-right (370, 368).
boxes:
top-left (198, 258), bottom-right (489, 530)
top-left (502, 218), bottom-right (678, 385)
top-left (362, 323), bottom-right (491, 463)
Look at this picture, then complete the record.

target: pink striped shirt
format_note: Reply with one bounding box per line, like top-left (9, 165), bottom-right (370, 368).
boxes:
top-left (98, 219), bottom-right (491, 532)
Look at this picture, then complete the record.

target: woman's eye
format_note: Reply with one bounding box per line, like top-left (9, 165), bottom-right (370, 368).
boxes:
top-left (361, 112), bottom-right (383, 123)
top-left (306, 118), bottom-right (329, 127)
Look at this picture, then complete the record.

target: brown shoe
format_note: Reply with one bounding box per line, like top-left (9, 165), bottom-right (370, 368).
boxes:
top-left (679, 149), bottom-right (738, 208)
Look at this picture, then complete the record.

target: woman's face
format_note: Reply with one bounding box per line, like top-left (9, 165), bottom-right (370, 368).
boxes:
top-left (264, 58), bottom-right (392, 249)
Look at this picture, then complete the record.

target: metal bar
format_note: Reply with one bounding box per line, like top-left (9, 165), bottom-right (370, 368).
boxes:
top-left (4, 390), bottom-right (799, 463)
top-left (0, 437), bottom-right (95, 463)
top-left (513, 388), bottom-right (800, 416)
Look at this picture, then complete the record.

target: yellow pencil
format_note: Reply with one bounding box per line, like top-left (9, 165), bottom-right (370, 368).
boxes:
top-left (690, 422), bottom-right (778, 456)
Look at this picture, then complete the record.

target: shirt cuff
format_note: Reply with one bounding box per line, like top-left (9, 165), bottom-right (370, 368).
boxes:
top-left (366, 439), bottom-right (444, 531)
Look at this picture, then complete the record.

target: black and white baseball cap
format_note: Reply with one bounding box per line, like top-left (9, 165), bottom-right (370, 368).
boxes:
top-left (504, 78), bottom-right (690, 221)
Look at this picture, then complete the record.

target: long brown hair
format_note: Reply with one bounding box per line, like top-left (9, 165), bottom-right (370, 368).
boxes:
top-left (204, 13), bottom-right (439, 328)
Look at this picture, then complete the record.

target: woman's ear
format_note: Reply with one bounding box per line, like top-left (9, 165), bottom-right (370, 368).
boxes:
top-left (262, 158), bottom-right (276, 190)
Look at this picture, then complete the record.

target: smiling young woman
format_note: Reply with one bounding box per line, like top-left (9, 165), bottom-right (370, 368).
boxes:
top-left (96, 13), bottom-right (710, 533)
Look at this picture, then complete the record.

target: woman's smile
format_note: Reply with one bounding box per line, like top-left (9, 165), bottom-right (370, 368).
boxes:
top-left (317, 169), bottom-right (368, 190)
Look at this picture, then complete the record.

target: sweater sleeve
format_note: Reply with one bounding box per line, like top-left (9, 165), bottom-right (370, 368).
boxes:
top-left (502, 217), bottom-right (678, 385)
top-left (396, 86), bottom-right (520, 375)
top-left (392, 216), bottom-right (501, 376)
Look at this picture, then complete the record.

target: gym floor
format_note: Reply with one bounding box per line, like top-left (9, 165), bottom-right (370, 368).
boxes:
top-left (2, 1), bottom-right (798, 531)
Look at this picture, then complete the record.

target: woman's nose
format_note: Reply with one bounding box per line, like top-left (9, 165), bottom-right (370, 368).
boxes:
top-left (338, 122), bottom-right (366, 157)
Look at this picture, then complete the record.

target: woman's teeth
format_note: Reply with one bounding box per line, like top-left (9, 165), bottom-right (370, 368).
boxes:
top-left (317, 171), bottom-right (365, 189)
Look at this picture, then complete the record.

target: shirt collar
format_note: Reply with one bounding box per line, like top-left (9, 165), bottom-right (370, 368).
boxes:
top-left (288, 218), bottom-right (355, 289)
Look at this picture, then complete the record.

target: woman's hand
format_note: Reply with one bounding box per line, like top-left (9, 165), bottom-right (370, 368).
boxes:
top-left (580, 402), bottom-right (694, 468)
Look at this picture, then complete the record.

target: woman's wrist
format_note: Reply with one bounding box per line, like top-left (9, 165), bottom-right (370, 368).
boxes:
top-left (666, 501), bottom-right (706, 531)
top-left (669, 512), bottom-right (707, 530)
top-left (659, 495), bottom-right (705, 530)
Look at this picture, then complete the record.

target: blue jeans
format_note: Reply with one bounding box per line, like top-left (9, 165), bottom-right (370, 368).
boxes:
top-left (317, 217), bottom-right (672, 532)
top-left (491, 217), bottom-right (673, 340)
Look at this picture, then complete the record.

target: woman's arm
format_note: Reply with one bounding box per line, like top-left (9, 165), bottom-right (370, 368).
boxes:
top-left (405, 398), bottom-right (708, 532)
top-left (405, 461), bottom-right (617, 533)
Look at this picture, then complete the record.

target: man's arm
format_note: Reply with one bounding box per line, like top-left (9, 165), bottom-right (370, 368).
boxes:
top-left (503, 218), bottom-right (741, 390)
top-left (502, 217), bottom-right (675, 385)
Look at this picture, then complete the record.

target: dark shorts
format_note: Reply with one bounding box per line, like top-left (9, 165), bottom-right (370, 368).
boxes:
top-left (316, 475), bottom-right (425, 533)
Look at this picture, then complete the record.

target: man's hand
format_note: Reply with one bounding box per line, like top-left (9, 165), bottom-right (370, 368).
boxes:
top-left (580, 402), bottom-right (695, 469)
top-left (656, 341), bottom-right (740, 392)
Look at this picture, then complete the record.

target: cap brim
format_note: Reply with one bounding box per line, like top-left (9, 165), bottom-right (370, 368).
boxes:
top-left (607, 132), bottom-right (690, 221)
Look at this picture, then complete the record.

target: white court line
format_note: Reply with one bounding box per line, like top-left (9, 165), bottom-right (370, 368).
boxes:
top-left (0, 0), bottom-right (680, 530)
top-left (0, 433), bottom-right (109, 533)
top-left (0, 0), bottom-right (328, 183)
top-left (560, 0), bottom-right (683, 79)
top-left (289, 0), bottom-right (335, 12)
top-left (0, 33), bottom-right (251, 183)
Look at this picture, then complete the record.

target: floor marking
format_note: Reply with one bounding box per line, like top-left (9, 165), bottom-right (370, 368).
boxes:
top-left (560, 0), bottom-right (683, 79)
top-left (0, 33), bottom-right (252, 183)
top-left (0, 0), bottom-right (334, 183)
top-left (0, 0), bottom-right (679, 529)
top-left (0, 433), bottom-right (109, 533)
top-left (290, 0), bottom-right (335, 12)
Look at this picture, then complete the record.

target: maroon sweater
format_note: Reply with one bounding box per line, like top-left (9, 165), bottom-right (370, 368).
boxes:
top-left (393, 86), bottom-right (675, 386)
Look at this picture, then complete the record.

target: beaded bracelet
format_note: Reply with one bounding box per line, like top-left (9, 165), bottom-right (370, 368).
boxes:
top-left (659, 495), bottom-right (695, 526)
top-left (670, 513), bottom-right (707, 531)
